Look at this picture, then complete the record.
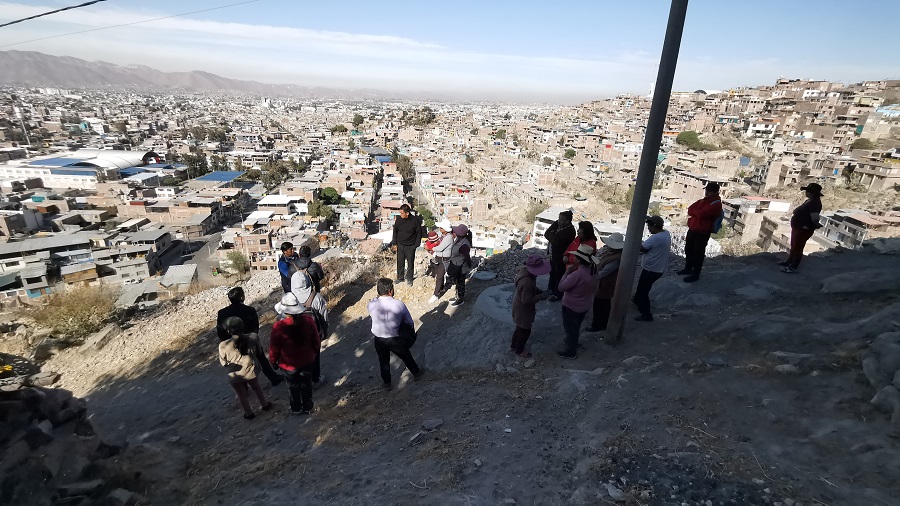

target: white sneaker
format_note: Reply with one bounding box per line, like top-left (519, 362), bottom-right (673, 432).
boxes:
top-left (427, 295), bottom-right (439, 304)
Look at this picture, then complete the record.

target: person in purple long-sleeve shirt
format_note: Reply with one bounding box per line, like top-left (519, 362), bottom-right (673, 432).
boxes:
top-left (367, 278), bottom-right (423, 390)
top-left (556, 244), bottom-right (598, 360)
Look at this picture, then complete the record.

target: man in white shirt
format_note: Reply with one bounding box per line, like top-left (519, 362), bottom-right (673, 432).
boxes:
top-left (367, 278), bottom-right (423, 390)
top-left (634, 216), bottom-right (671, 322)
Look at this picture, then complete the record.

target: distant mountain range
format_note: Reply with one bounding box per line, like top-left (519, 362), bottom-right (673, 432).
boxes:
top-left (0, 50), bottom-right (395, 100)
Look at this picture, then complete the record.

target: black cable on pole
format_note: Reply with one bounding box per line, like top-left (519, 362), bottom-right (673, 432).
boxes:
top-left (0, 0), bottom-right (109, 29)
top-left (0, 0), bottom-right (262, 48)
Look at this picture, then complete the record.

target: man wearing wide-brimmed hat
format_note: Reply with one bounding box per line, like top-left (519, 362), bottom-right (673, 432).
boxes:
top-left (510, 254), bottom-right (552, 358)
top-left (781, 183), bottom-right (824, 273)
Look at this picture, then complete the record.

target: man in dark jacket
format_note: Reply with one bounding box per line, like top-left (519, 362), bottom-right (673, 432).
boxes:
top-left (678, 183), bottom-right (723, 283)
top-left (216, 287), bottom-right (282, 386)
top-left (781, 183), bottom-right (824, 273)
top-left (297, 245), bottom-right (325, 291)
top-left (277, 242), bottom-right (300, 293)
top-left (543, 210), bottom-right (576, 300)
top-left (390, 204), bottom-right (423, 286)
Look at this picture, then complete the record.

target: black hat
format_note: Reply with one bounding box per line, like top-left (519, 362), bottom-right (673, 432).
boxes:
top-left (800, 183), bottom-right (824, 196)
top-left (645, 215), bottom-right (664, 228)
top-left (705, 182), bottom-right (720, 193)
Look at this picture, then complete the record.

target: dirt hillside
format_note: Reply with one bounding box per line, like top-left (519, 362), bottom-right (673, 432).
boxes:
top-left (14, 242), bottom-right (900, 505)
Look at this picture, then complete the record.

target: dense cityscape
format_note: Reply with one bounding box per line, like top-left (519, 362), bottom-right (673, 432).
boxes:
top-left (0, 75), bottom-right (898, 303)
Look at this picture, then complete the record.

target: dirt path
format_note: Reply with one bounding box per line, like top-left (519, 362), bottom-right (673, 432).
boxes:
top-left (58, 248), bottom-right (900, 505)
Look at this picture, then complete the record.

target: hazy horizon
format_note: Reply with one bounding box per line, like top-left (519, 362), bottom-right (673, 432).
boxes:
top-left (1, 0), bottom-right (898, 104)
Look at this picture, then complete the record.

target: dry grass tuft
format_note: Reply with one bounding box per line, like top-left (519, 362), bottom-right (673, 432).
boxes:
top-left (24, 285), bottom-right (119, 343)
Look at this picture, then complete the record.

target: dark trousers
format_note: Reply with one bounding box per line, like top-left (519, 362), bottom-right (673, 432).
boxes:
top-left (230, 378), bottom-right (267, 414)
top-left (447, 263), bottom-right (466, 300)
top-left (633, 269), bottom-right (663, 318)
top-left (373, 336), bottom-right (420, 384)
top-left (396, 244), bottom-right (417, 282)
top-left (590, 297), bottom-right (611, 330)
top-left (312, 352), bottom-right (321, 383)
top-left (548, 257), bottom-right (565, 297)
top-left (684, 230), bottom-right (711, 276)
top-left (432, 260), bottom-right (446, 297)
top-left (281, 365), bottom-right (314, 413)
top-left (787, 227), bottom-right (814, 269)
top-left (510, 326), bottom-right (532, 354)
top-left (562, 306), bottom-right (588, 353)
top-left (253, 345), bottom-right (283, 386)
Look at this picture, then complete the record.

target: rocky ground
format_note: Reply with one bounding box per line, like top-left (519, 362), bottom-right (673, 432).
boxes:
top-left (3, 241), bottom-right (900, 505)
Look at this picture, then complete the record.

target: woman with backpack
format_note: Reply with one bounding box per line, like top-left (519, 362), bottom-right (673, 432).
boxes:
top-left (218, 317), bottom-right (273, 420)
top-left (447, 223), bottom-right (472, 308)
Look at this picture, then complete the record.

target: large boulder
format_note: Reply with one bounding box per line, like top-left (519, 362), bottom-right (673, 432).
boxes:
top-left (821, 269), bottom-right (900, 294)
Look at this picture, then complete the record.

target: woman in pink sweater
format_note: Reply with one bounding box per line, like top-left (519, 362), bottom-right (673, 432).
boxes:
top-left (556, 244), bottom-right (598, 360)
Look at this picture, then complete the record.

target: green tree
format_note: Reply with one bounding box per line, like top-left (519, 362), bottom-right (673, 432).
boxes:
top-left (465, 154), bottom-right (475, 164)
top-left (233, 157), bottom-right (246, 172)
top-left (320, 187), bottom-right (342, 205)
top-left (495, 129), bottom-right (507, 140)
top-left (542, 156), bottom-right (553, 166)
top-left (182, 153), bottom-right (209, 178)
top-left (210, 128), bottom-right (229, 143)
top-left (331, 124), bottom-right (348, 134)
top-left (226, 251), bottom-right (250, 279)
top-left (470, 128), bottom-right (478, 135)
top-left (396, 155), bottom-right (414, 182)
top-left (564, 148), bottom-right (576, 159)
top-left (416, 205), bottom-right (435, 228)
top-left (348, 138), bottom-right (356, 151)
top-left (850, 138), bottom-right (876, 150)
top-left (308, 200), bottom-right (336, 222)
top-left (352, 113), bottom-right (364, 128)
top-left (675, 131), bottom-right (714, 151)
top-left (241, 168), bottom-right (262, 181)
top-left (261, 160), bottom-right (289, 191)
top-left (625, 185), bottom-right (635, 207)
top-left (209, 154), bottom-right (227, 172)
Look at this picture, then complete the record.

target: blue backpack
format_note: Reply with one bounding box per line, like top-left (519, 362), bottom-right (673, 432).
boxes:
top-left (711, 201), bottom-right (724, 234)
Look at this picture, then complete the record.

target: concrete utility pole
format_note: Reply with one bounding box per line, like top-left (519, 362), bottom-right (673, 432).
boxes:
top-left (605, 0), bottom-right (689, 344)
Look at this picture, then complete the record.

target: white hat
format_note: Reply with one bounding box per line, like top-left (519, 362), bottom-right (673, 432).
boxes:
top-left (434, 219), bottom-right (452, 231)
top-left (274, 293), bottom-right (307, 315)
top-left (600, 232), bottom-right (625, 250)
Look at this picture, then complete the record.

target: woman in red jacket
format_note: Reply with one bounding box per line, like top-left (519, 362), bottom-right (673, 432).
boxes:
top-left (564, 221), bottom-right (598, 266)
top-left (269, 293), bottom-right (321, 416)
top-left (677, 183), bottom-right (722, 283)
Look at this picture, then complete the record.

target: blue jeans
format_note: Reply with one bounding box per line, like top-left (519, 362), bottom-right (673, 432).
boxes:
top-left (562, 305), bottom-right (587, 353)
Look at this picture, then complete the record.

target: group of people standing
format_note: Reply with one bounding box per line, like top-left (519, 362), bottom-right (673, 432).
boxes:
top-left (215, 183), bottom-right (826, 416)
top-left (512, 181), bottom-right (826, 360)
top-left (215, 236), bottom-right (428, 419)
top-left (518, 209), bottom-right (672, 360)
top-left (392, 204), bottom-right (473, 308)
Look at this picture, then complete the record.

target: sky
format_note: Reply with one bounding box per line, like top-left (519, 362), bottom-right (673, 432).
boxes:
top-left (0, 0), bottom-right (898, 103)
